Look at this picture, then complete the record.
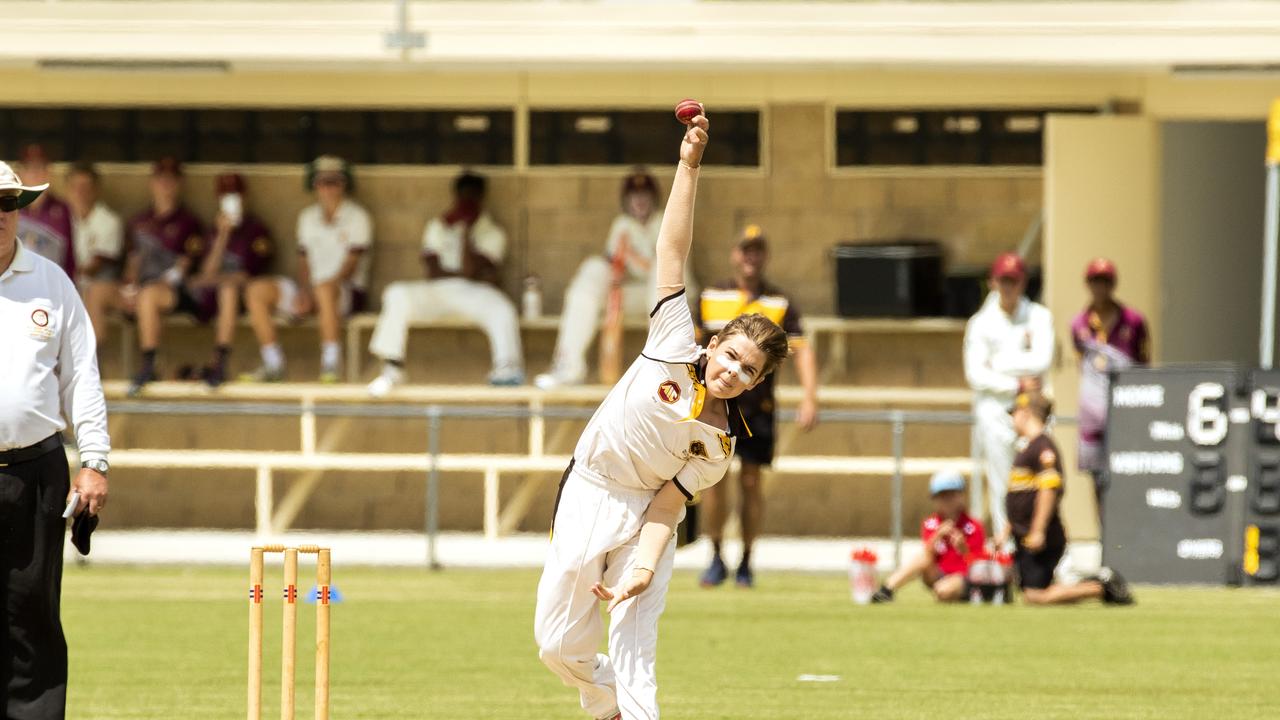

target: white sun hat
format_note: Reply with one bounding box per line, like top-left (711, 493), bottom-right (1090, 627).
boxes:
top-left (0, 161), bottom-right (48, 209)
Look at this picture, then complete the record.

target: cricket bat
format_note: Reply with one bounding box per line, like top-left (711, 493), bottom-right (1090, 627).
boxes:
top-left (598, 233), bottom-right (629, 384)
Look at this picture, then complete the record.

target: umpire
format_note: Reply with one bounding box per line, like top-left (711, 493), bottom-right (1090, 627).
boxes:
top-left (0, 161), bottom-right (109, 719)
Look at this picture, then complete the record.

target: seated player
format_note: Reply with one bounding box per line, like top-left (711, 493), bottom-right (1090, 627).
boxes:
top-left (242, 156), bottom-right (372, 383)
top-left (187, 173), bottom-right (274, 387)
top-left (872, 469), bottom-right (984, 603)
top-left (366, 170), bottom-right (524, 393)
top-left (995, 390), bottom-right (1134, 606)
top-left (124, 157), bottom-right (206, 396)
top-left (16, 144), bottom-right (75, 277)
top-left (65, 162), bottom-right (125, 346)
top-left (534, 170), bottom-right (662, 389)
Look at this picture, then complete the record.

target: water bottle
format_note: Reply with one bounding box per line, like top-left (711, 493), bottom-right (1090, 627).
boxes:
top-left (848, 548), bottom-right (878, 604)
top-left (522, 275), bottom-right (543, 320)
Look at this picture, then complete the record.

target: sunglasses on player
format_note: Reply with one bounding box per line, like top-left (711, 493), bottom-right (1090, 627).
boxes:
top-left (0, 195), bottom-right (21, 213)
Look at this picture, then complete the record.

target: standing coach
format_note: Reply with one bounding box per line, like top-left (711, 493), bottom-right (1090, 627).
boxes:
top-left (0, 161), bottom-right (109, 719)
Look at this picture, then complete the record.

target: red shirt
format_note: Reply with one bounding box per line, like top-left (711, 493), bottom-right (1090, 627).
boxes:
top-left (922, 512), bottom-right (986, 575)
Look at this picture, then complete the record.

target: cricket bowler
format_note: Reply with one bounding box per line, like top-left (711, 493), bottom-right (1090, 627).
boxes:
top-left (533, 108), bottom-right (790, 720)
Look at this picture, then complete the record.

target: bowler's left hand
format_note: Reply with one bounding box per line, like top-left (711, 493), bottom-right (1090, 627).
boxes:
top-left (590, 569), bottom-right (654, 612)
top-left (70, 468), bottom-right (108, 516)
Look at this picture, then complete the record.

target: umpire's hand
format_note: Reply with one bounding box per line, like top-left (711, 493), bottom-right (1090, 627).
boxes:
top-left (70, 467), bottom-right (108, 516)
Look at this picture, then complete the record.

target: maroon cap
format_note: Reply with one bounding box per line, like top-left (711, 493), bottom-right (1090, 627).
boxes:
top-left (990, 252), bottom-right (1027, 281)
top-left (152, 156), bottom-right (183, 177)
top-left (20, 144), bottom-right (48, 165)
top-left (620, 170), bottom-right (658, 198)
top-left (1085, 257), bottom-right (1117, 281)
top-left (215, 173), bottom-right (246, 195)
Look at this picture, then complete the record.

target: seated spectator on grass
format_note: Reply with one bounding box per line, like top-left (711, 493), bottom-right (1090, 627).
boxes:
top-left (17, 144), bottom-right (75, 277)
top-left (366, 171), bottom-right (523, 394)
top-left (124, 157), bottom-right (206, 396)
top-left (186, 173), bottom-right (274, 387)
top-left (535, 170), bottom-right (662, 389)
top-left (872, 470), bottom-right (984, 603)
top-left (242, 156), bottom-right (372, 383)
top-left (994, 390), bottom-right (1134, 606)
top-left (65, 162), bottom-right (125, 346)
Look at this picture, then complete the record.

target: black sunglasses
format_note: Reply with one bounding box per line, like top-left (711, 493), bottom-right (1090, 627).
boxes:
top-left (0, 196), bottom-right (20, 213)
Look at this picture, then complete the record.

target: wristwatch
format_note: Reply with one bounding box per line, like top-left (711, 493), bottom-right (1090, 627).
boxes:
top-left (81, 459), bottom-right (109, 476)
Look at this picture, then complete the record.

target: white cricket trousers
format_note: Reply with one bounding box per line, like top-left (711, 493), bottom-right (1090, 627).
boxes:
top-left (971, 403), bottom-right (1016, 538)
top-left (368, 278), bottom-right (523, 374)
top-left (534, 464), bottom-right (675, 720)
top-left (550, 257), bottom-right (653, 380)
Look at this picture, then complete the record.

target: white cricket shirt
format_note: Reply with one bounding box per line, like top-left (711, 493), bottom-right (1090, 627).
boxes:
top-left (421, 212), bottom-right (506, 271)
top-left (297, 199), bottom-right (373, 289)
top-left (963, 291), bottom-right (1055, 423)
top-left (604, 213), bottom-right (662, 282)
top-left (0, 241), bottom-right (110, 461)
top-left (72, 202), bottom-right (124, 278)
top-left (573, 289), bottom-right (746, 500)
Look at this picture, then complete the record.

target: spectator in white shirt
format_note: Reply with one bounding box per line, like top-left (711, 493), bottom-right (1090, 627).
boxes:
top-left (367, 171), bottom-right (523, 394)
top-left (64, 163), bottom-right (124, 347)
top-left (242, 156), bottom-right (372, 383)
top-left (963, 253), bottom-right (1054, 539)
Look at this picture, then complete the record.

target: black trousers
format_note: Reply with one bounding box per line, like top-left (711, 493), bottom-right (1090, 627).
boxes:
top-left (0, 445), bottom-right (69, 720)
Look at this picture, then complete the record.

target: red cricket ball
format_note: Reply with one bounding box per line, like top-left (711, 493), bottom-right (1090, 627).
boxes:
top-left (675, 99), bottom-right (704, 125)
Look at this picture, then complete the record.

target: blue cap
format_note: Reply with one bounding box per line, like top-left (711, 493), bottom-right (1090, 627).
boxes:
top-left (929, 470), bottom-right (966, 496)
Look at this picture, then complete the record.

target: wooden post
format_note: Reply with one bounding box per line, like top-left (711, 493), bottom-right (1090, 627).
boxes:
top-left (315, 548), bottom-right (331, 720)
top-left (280, 548), bottom-right (298, 720)
top-left (248, 547), bottom-right (264, 720)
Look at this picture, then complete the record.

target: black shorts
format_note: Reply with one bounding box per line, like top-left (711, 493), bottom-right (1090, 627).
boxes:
top-left (1013, 541), bottom-right (1066, 591)
top-left (734, 412), bottom-right (776, 466)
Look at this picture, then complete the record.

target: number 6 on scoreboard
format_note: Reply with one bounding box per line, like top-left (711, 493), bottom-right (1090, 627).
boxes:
top-left (1187, 382), bottom-right (1229, 447)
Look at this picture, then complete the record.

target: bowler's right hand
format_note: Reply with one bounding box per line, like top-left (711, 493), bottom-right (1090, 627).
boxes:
top-left (680, 115), bottom-right (709, 168)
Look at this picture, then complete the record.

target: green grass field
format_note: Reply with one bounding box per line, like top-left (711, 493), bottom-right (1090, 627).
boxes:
top-left (63, 564), bottom-right (1279, 719)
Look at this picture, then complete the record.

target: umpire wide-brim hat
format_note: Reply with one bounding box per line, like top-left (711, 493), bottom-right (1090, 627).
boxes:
top-left (0, 161), bottom-right (48, 209)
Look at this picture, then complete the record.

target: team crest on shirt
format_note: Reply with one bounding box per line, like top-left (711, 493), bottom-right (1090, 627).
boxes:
top-left (1040, 448), bottom-right (1057, 469)
top-left (185, 236), bottom-right (204, 254)
top-left (718, 433), bottom-right (732, 456)
top-left (657, 381), bottom-right (680, 404)
top-left (252, 237), bottom-right (272, 256)
top-left (689, 441), bottom-right (708, 459)
top-left (28, 308), bottom-right (53, 340)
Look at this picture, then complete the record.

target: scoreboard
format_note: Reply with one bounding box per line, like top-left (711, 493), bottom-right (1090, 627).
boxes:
top-left (1104, 366), bottom-right (1280, 585)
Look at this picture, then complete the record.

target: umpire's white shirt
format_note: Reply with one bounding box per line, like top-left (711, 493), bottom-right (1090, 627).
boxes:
top-left (0, 241), bottom-right (109, 461)
top-left (573, 289), bottom-right (742, 500)
top-left (963, 291), bottom-right (1055, 422)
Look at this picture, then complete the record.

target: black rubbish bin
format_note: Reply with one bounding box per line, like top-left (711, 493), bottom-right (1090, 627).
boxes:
top-left (832, 240), bottom-right (945, 318)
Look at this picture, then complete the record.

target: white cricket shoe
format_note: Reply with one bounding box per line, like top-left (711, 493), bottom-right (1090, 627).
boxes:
top-left (489, 366), bottom-right (526, 387)
top-left (367, 365), bottom-right (406, 397)
top-left (534, 369), bottom-right (585, 390)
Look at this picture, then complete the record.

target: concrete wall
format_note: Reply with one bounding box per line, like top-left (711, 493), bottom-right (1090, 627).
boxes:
top-left (1159, 122), bottom-right (1267, 365)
